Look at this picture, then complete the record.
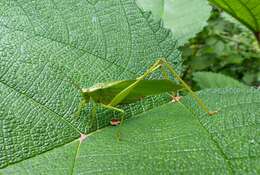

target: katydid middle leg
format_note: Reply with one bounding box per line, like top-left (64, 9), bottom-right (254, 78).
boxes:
top-left (84, 101), bottom-right (125, 141)
top-left (100, 104), bottom-right (125, 141)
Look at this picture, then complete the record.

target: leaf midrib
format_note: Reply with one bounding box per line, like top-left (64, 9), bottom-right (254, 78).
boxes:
top-left (0, 22), bottom-right (137, 136)
top-left (178, 101), bottom-right (234, 174)
top-left (236, 0), bottom-right (259, 31)
top-left (211, 0), bottom-right (259, 32)
top-left (0, 1), bottom-right (183, 170)
top-left (3, 92), bottom-right (259, 172)
top-left (0, 23), bottom-right (137, 77)
top-left (70, 98), bottom-right (259, 174)
top-left (190, 97), bottom-right (259, 173)
top-left (0, 0), bottom-right (179, 136)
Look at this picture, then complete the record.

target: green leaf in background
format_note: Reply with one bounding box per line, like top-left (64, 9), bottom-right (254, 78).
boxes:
top-left (181, 10), bottom-right (260, 87)
top-left (136, 0), bottom-right (212, 46)
top-left (1, 88), bottom-right (259, 174)
top-left (221, 12), bottom-right (249, 31)
top-left (0, 0), bottom-right (182, 169)
top-left (193, 72), bottom-right (248, 89)
top-left (209, 0), bottom-right (260, 43)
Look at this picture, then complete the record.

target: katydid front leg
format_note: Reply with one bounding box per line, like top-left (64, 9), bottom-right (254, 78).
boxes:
top-left (75, 99), bottom-right (87, 117)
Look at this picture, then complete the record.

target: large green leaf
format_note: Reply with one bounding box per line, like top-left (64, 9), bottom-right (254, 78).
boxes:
top-left (136, 0), bottom-right (212, 46)
top-left (209, 0), bottom-right (260, 42)
top-left (0, 0), bottom-right (182, 169)
top-left (193, 72), bottom-right (248, 89)
top-left (0, 88), bottom-right (259, 174)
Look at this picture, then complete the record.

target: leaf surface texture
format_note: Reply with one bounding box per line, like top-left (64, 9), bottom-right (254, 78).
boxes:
top-left (0, 88), bottom-right (259, 174)
top-left (0, 0), bottom-right (181, 168)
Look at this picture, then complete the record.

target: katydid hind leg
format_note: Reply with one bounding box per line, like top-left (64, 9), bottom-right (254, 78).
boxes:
top-left (159, 58), bottom-right (218, 115)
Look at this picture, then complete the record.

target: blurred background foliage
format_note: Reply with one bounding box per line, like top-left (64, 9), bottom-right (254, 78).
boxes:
top-left (181, 9), bottom-right (260, 89)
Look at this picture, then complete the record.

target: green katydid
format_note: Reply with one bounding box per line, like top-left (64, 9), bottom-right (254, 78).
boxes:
top-left (77, 58), bottom-right (217, 138)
